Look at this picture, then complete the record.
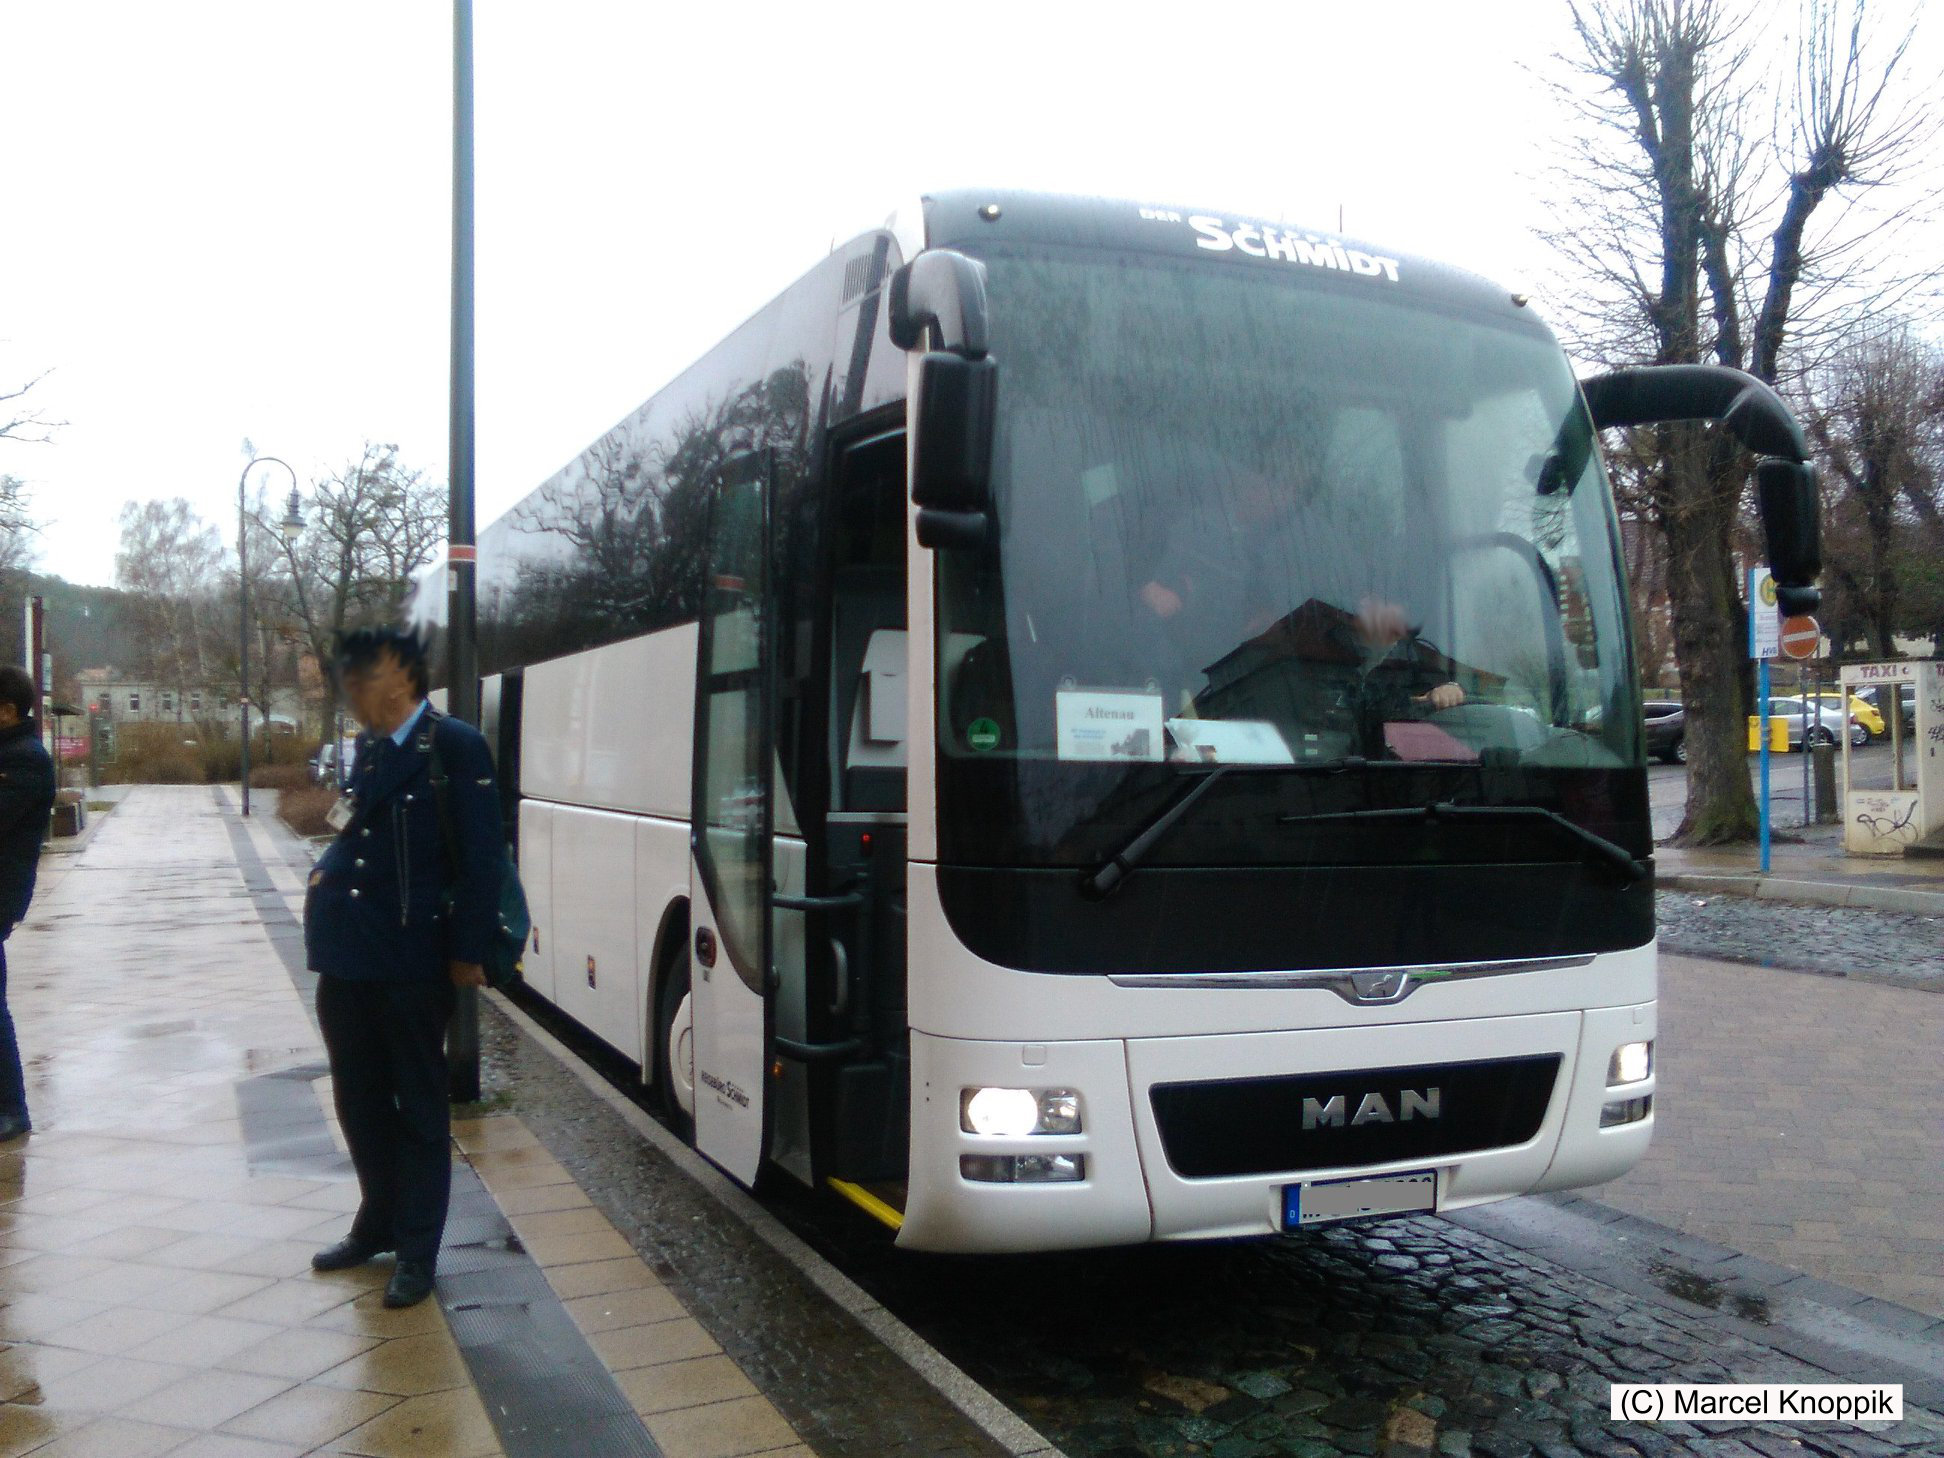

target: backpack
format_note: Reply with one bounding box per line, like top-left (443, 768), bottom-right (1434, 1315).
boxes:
top-left (423, 719), bottom-right (531, 991)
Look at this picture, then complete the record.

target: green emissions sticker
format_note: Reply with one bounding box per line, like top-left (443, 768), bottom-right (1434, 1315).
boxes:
top-left (967, 718), bottom-right (1002, 752)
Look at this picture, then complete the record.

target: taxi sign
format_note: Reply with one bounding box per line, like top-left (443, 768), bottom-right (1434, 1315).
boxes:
top-left (1779, 615), bottom-right (1821, 660)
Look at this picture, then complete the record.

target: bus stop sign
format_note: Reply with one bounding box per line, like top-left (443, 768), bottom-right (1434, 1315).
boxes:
top-left (1779, 615), bottom-right (1821, 660)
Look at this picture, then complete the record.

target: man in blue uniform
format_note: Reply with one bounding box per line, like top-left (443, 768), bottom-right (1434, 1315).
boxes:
top-left (304, 627), bottom-right (501, 1308)
top-left (0, 665), bottom-right (56, 1144)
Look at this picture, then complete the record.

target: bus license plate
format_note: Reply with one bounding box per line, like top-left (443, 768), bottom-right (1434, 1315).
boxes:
top-left (1285, 1170), bottom-right (1435, 1229)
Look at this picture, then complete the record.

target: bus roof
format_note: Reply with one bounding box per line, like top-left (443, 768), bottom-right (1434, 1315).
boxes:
top-left (920, 189), bottom-right (1531, 322)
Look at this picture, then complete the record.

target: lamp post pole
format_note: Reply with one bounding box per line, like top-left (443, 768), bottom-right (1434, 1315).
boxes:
top-left (238, 455), bottom-right (297, 817)
top-left (446, 0), bottom-right (482, 1102)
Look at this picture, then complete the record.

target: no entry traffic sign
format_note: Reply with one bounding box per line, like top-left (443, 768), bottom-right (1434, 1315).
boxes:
top-left (1779, 615), bottom-right (1821, 660)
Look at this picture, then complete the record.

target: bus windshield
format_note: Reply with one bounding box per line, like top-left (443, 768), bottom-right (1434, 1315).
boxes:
top-left (936, 245), bottom-right (1643, 868)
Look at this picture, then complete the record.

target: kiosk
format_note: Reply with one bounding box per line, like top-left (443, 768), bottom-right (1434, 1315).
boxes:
top-left (1840, 660), bottom-right (1944, 855)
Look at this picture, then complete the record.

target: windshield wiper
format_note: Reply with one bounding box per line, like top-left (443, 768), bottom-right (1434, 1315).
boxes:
top-left (1081, 768), bottom-right (1232, 900)
top-left (1276, 800), bottom-right (1648, 882)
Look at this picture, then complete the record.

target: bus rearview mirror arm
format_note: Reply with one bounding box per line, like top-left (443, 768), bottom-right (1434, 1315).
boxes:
top-left (888, 250), bottom-right (989, 358)
top-left (892, 250), bottom-right (1000, 550)
top-left (1581, 363), bottom-right (1821, 615)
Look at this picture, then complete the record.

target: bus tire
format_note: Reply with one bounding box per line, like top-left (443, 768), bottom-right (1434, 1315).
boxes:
top-left (653, 944), bottom-right (696, 1144)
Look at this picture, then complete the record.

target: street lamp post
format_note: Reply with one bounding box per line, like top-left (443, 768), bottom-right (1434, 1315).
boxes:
top-left (238, 455), bottom-right (298, 817)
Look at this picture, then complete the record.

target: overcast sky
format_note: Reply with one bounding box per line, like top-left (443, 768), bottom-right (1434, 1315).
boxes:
top-left (0, 2), bottom-right (1933, 590)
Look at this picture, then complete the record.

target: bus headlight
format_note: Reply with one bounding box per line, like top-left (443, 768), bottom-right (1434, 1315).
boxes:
top-left (1607, 1041), bottom-right (1652, 1087)
top-left (960, 1087), bottom-right (1084, 1136)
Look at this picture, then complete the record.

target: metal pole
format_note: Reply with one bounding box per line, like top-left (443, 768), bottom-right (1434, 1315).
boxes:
top-left (239, 476), bottom-right (251, 818)
top-left (1801, 662), bottom-right (1811, 829)
top-left (446, 0), bottom-right (481, 1103)
top-left (237, 456), bottom-right (298, 817)
top-left (1758, 657), bottom-right (1771, 874)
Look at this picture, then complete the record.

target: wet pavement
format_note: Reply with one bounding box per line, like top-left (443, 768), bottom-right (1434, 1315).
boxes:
top-left (7, 784), bottom-right (1941, 1458)
top-left (0, 787), bottom-right (820, 1458)
top-left (1654, 892), bottom-right (1944, 990)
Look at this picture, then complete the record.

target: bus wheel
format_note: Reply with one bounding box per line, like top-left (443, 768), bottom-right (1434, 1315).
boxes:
top-left (654, 954), bottom-right (696, 1143)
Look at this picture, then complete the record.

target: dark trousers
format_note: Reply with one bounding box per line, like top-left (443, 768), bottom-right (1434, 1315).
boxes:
top-left (0, 937), bottom-right (24, 1119)
top-left (316, 973), bottom-right (456, 1265)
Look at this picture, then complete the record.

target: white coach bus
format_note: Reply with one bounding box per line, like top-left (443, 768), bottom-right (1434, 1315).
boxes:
top-left (412, 191), bottom-right (1820, 1253)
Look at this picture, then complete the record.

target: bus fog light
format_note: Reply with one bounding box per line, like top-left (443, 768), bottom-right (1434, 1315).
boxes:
top-left (962, 1087), bottom-right (1039, 1137)
top-left (1600, 1095), bottom-right (1652, 1128)
top-left (960, 1087), bottom-right (1084, 1136)
top-left (1607, 1041), bottom-right (1652, 1087)
top-left (959, 1153), bottom-right (1086, 1183)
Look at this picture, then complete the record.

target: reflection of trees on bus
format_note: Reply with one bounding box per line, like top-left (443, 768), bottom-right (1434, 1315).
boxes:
top-left (481, 364), bottom-right (813, 675)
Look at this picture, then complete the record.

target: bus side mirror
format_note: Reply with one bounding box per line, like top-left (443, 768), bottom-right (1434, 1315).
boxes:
top-left (888, 250), bottom-right (988, 358)
top-left (912, 352), bottom-right (997, 551)
top-left (1581, 362), bottom-right (1822, 612)
top-left (1756, 459), bottom-right (1821, 614)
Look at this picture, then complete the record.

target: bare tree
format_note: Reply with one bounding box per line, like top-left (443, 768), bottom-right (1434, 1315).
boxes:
top-left (0, 372), bottom-right (63, 449)
top-left (1807, 322), bottom-right (1944, 654)
top-left (114, 499), bottom-right (224, 716)
top-left (262, 443), bottom-right (446, 728)
top-left (0, 476), bottom-right (35, 579)
top-left (1545, 0), bottom-right (1940, 843)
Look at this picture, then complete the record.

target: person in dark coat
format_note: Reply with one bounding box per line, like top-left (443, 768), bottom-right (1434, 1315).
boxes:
top-left (0, 665), bottom-right (56, 1143)
top-left (303, 627), bottom-right (501, 1308)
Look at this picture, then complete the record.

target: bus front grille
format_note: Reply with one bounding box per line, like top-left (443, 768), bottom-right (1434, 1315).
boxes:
top-left (1149, 1054), bottom-right (1562, 1180)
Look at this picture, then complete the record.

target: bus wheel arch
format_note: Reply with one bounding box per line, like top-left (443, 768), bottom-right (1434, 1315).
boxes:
top-left (649, 899), bottom-right (695, 1140)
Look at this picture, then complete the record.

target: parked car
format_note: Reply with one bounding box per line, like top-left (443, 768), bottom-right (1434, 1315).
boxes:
top-left (1763, 695), bottom-right (1868, 750)
top-left (1811, 692), bottom-right (1884, 740)
top-left (1856, 683), bottom-right (1917, 734)
top-left (309, 737), bottom-right (358, 786)
top-left (1642, 700), bottom-right (1686, 764)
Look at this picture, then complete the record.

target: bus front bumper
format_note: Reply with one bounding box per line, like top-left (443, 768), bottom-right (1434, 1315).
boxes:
top-left (896, 1003), bottom-right (1655, 1253)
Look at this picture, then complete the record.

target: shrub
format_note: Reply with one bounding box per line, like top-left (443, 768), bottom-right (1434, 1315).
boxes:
top-left (200, 737), bottom-right (243, 783)
top-left (101, 723), bottom-right (212, 785)
top-left (250, 763), bottom-right (312, 791)
top-left (278, 785), bottom-right (339, 839)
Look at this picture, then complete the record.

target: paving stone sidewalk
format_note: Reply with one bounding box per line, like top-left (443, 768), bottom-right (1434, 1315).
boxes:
top-left (1590, 947), bottom-right (1944, 1319)
top-left (0, 786), bottom-right (819, 1458)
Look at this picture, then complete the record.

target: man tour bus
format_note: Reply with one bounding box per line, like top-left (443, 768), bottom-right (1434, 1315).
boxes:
top-left (411, 191), bottom-right (1819, 1253)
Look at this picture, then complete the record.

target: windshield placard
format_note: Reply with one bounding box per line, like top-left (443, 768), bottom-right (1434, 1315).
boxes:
top-left (1056, 690), bottom-right (1165, 762)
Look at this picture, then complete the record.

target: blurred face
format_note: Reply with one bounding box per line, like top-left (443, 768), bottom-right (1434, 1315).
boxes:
top-left (0, 702), bottom-right (18, 730)
top-left (341, 650), bottom-right (417, 734)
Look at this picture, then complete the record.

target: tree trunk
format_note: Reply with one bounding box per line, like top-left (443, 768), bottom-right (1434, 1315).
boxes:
top-left (1663, 440), bottom-right (1759, 844)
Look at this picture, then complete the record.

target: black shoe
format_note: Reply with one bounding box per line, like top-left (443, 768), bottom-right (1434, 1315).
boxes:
top-left (311, 1236), bottom-right (388, 1272)
top-left (0, 1114), bottom-right (30, 1142)
top-left (383, 1258), bottom-right (435, 1308)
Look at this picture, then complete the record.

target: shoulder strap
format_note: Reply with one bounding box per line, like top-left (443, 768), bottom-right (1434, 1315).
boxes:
top-left (418, 710), bottom-right (460, 873)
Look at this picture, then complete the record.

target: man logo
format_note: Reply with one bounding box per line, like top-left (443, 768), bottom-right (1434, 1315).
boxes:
top-left (1302, 1088), bottom-right (1442, 1130)
top-left (1350, 970), bottom-right (1411, 1003)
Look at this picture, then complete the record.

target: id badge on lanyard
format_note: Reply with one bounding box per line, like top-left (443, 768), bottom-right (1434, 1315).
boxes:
top-left (326, 794), bottom-right (356, 833)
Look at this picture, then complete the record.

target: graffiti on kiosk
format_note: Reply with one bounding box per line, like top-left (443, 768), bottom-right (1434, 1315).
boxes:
top-left (1852, 793), bottom-right (1919, 844)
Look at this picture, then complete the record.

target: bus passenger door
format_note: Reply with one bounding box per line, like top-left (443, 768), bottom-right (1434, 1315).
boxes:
top-left (688, 451), bottom-right (776, 1185)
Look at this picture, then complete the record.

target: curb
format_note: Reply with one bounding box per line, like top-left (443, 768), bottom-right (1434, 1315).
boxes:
top-left (1659, 871), bottom-right (1944, 916)
top-left (486, 989), bottom-right (1067, 1458)
top-left (1453, 1194), bottom-right (1944, 1411)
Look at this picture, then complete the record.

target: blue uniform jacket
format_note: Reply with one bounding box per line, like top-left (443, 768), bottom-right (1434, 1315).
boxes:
top-left (0, 721), bottom-right (55, 930)
top-left (304, 708), bottom-right (502, 982)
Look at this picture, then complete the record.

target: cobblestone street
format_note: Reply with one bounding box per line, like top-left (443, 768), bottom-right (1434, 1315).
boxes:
top-left (1654, 893), bottom-right (1944, 991)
